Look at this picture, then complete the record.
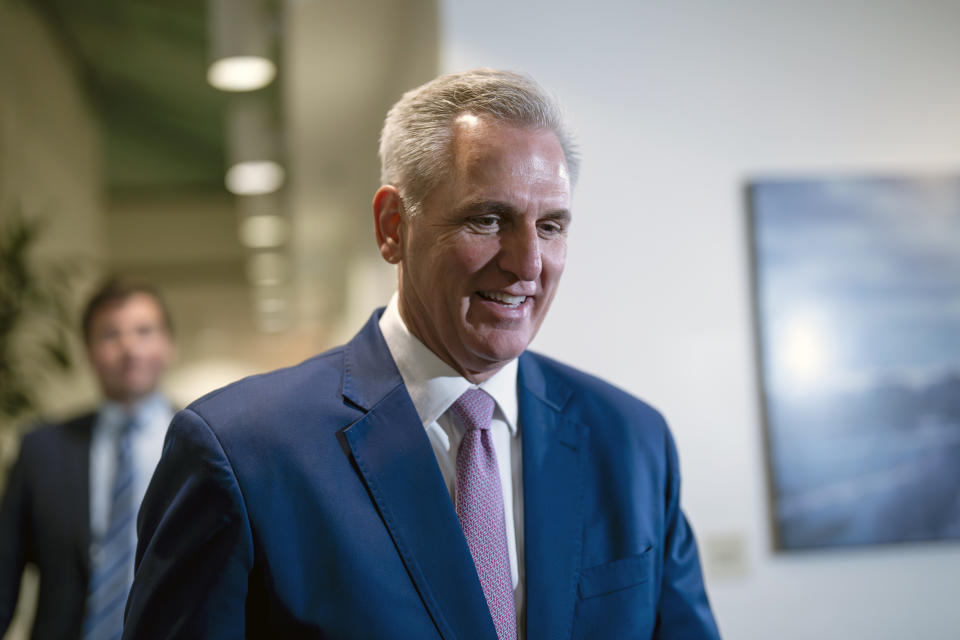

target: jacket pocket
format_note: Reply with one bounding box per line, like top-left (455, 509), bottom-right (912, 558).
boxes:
top-left (578, 546), bottom-right (654, 600)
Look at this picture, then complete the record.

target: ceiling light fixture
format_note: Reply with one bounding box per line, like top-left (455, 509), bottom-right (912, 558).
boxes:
top-left (208, 56), bottom-right (276, 92)
top-left (207, 0), bottom-right (276, 92)
top-left (226, 161), bottom-right (285, 196)
top-left (225, 98), bottom-right (285, 195)
top-left (239, 214), bottom-right (289, 248)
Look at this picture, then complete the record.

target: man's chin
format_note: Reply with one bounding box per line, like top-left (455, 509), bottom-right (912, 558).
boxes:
top-left (110, 383), bottom-right (159, 404)
top-left (466, 338), bottom-right (530, 370)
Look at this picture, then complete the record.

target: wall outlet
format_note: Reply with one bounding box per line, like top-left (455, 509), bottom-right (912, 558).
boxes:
top-left (702, 532), bottom-right (750, 580)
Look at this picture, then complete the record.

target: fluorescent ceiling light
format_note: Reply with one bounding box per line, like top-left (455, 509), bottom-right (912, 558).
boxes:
top-left (246, 251), bottom-right (289, 287)
top-left (256, 297), bottom-right (287, 314)
top-left (207, 56), bottom-right (276, 92)
top-left (239, 214), bottom-right (289, 249)
top-left (226, 161), bottom-right (285, 196)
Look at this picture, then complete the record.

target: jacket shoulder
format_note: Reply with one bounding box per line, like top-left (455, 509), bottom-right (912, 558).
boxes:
top-left (522, 351), bottom-right (669, 439)
top-left (525, 351), bottom-right (663, 414)
top-left (184, 347), bottom-right (348, 428)
top-left (18, 412), bottom-right (96, 455)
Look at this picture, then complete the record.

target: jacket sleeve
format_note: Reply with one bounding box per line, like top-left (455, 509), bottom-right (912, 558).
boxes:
top-left (0, 441), bottom-right (30, 634)
top-left (654, 428), bottom-right (722, 639)
top-left (123, 408), bottom-right (255, 640)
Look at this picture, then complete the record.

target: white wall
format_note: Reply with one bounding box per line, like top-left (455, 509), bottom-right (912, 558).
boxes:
top-left (441, 1), bottom-right (960, 638)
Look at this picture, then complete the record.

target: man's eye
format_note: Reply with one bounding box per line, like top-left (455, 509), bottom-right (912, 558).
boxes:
top-left (471, 216), bottom-right (500, 229)
top-left (96, 330), bottom-right (119, 343)
top-left (538, 221), bottom-right (564, 235)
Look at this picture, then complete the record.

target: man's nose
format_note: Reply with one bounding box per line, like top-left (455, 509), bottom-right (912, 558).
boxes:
top-left (498, 224), bottom-right (542, 281)
top-left (117, 329), bottom-right (138, 354)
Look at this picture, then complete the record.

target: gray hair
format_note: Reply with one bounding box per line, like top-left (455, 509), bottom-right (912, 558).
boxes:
top-left (378, 69), bottom-right (579, 215)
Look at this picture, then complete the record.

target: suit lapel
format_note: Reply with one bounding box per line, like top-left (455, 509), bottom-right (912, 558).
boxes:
top-left (518, 354), bottom-right (587, 640)
top-left (341, 312), bottom-right (498, 640)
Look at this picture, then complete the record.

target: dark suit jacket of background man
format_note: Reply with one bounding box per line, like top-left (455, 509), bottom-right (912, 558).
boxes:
top-left (123, 310), bottom-right (721, 639)
top-left (0, 413), bottom-right (97, 640)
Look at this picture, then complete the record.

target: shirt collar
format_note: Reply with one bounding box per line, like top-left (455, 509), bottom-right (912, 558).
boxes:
top-left (379, 292), bottom-right (518, 435)
top-left (97, 392), bottom-right (170, 433)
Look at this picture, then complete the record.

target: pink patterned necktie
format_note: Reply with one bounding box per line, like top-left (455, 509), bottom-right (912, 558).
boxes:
top-left (451, 388), bottom-right (518, 640)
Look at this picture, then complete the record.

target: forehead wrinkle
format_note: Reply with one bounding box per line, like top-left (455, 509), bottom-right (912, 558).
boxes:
top-left (455, 148), bottom-right (570, 201)
top-left (441, 118), bottom-right (571, 218)
top-left (450, 116), bottom-right (565, 172)
top-left (456, 138), bottom-right (565, 180)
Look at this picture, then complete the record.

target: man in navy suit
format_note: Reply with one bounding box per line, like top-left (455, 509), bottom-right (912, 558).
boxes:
top-left (0, 280), bottom-right (175, 640)
top-left (124, 69), bottom-right (721, 639)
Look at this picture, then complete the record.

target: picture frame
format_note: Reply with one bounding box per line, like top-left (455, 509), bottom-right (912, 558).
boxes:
top-left (748, 176), bottom-right (960, 550)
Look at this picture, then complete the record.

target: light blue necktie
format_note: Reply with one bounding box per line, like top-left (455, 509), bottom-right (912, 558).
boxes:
top-left (83, 416), bottom-right (137, 640)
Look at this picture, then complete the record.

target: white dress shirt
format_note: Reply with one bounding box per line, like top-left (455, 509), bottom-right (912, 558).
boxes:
top-left (379, 293), bottom-right (526, 626)
top-left (89, 392), bottom-right (172, 544)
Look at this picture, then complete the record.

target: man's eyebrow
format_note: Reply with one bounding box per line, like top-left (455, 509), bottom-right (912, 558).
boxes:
top-left (454, 200), bottom-right (517, 217)
top-left (454, 200), bottom-right (571, 221)
top-left (541, 209), bottom-right (572, 222)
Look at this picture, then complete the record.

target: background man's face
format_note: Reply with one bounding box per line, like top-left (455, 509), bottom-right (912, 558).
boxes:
top-left (398, 115), bottom-right (571, 381)
top-left (86, 293), bottom-right (174, 404)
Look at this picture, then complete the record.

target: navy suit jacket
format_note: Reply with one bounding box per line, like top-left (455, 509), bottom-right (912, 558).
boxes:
top-left (0, 414), bottom-right (95, 640)
top-left (124, 311), bottom-right (720, 639)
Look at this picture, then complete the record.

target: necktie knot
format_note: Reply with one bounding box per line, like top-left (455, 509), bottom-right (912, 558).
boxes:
top-left (119, 413), bottom-right (139, 436)
top-left (451, 388), bottom-right (495, 432)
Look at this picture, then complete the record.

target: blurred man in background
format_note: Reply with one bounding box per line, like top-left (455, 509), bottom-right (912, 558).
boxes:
top-left (0, 279), bottom-right (175, 640)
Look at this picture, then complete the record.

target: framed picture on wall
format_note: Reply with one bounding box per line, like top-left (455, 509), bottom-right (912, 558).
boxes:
top-left (747, 176), bottom-right (960, 550)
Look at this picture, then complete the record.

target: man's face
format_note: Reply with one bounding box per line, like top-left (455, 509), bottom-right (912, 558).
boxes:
top-left (86, 293), bottom-right (174, 405)
top-left (397, 115), bottom-right (571, 381)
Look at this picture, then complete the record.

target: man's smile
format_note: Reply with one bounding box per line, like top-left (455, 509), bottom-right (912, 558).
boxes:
top-left (477, 291), bottom-right (528, 308)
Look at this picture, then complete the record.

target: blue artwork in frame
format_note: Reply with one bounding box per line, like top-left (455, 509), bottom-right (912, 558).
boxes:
top-left (748, 176), bottom-right (960, 550)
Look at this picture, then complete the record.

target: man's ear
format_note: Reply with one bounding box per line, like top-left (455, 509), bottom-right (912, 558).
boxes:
top-left (373, 185), bottom-right (404, 264)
